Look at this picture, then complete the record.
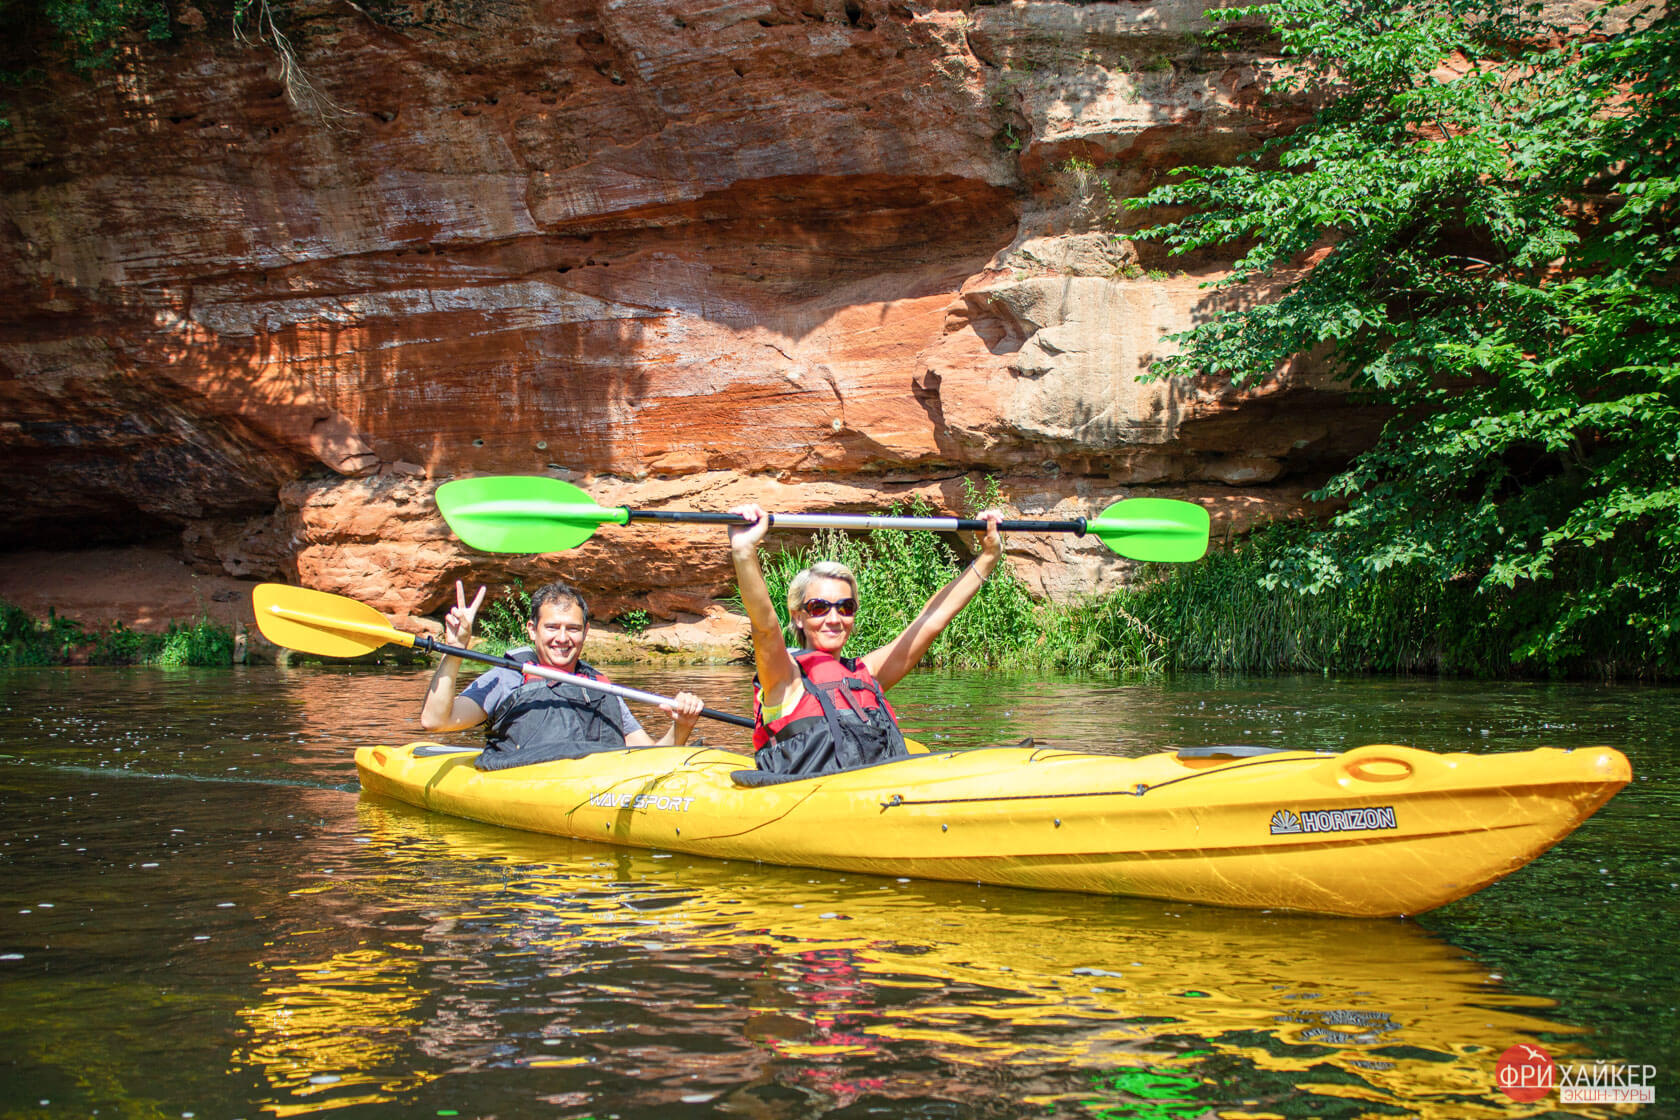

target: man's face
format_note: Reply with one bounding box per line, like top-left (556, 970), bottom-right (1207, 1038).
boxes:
top-left (526, 600), bottom-right (588, 670)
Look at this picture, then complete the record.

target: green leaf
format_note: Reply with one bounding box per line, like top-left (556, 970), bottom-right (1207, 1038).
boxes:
top-left (1129, 0), bottom-right (1680, 676)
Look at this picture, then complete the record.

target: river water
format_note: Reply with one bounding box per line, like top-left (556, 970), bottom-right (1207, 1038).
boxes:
top-left (0, 665), bottom-right (1674, 1119)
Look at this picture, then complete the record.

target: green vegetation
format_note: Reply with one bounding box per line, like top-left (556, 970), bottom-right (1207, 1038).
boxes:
top-left (474, 583), bottom-right (532, 656)
top-left (1060, 155), bottom-right (1123, 231)
top-left (0, 0), bottom-right (165, 126)
top-left (1, 0), bottom-right (344, 128)
top-left (1034, 523), bottom-right (1634, 678)
top-left (151, 615), bottom-right (236, 667)
top-left (0, 600), bottom-right (238, 666)
top-left (0, 601), bottom-right (86, 665)
top-left (745, 507), bottom-right (1661, 678)
top-left (17, 0), bottom-right (173, 70)
top-left (1125, 0), bottom-right (1679, 680)
top-left (614, 609), bottom-right (651, 637)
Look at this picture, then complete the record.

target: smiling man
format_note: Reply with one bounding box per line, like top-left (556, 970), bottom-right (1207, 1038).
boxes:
top-left (419, 579), bottom-right (704, 770)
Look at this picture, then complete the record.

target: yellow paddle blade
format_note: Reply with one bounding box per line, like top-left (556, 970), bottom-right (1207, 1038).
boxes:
top-left (251, 583), bottom-right (415, 659)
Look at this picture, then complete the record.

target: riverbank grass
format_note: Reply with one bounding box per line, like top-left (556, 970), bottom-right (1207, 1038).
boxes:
top-left (744, 514), bottom-right (1666, 681)
top-left (7, 519), bottom-right (1660, 678)
top-left (0, 601), bottom-right (239, 667)
top-left (1049, 522), bottom-right (1670, 680)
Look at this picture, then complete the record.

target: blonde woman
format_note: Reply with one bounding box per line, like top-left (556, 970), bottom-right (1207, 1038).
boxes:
top-left (728, 504), bottom-right (1004, 776)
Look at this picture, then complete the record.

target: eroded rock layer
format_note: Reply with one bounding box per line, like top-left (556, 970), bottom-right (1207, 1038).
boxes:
top-left (0, 0), bottom-right (1383, 632)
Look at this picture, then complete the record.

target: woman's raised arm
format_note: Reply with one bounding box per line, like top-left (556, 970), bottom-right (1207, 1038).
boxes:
top-left (728, 504), bottom-right (801, 710)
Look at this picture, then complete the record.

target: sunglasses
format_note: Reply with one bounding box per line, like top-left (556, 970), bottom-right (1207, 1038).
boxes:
top-left (799, 597), bottom-right (858, 618)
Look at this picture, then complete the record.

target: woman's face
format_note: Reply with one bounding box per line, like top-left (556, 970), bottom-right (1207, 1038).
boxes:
top-left (793, 576), bottom-right (857, 654)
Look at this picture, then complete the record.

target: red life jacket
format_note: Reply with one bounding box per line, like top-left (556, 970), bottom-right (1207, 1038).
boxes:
top-left (752, 650), bottom-right (909, 776)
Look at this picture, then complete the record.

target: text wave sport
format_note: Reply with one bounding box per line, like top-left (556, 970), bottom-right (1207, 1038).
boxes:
top-left (354, 740), bottom-right (1630, 918)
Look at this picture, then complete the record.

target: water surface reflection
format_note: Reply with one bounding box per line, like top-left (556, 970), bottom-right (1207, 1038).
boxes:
top-left (217, 798), bottom-right (1583, 1118)
top-left (0, 665), bottom-right (1672, 1118)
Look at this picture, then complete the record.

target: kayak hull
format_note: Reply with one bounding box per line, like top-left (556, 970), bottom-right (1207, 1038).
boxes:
top-left (354, 741), bottom-right (1629, 917)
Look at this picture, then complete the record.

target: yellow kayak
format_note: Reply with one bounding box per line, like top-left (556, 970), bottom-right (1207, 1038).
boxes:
top-left (354, 740), bottom-right (1629, 917)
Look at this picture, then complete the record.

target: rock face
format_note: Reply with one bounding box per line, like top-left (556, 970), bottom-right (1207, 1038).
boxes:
top-left (0, 0), bottom-right (1385, 635)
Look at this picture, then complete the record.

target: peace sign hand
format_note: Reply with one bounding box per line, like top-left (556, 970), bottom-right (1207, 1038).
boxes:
top-left (443, 580), bottom-right (488, 647)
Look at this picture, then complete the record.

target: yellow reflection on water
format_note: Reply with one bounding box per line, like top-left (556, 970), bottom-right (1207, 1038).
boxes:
top-left (237, 948), bottom-right (433, 1116)
top-left (233, 795), bottom-right (1586, 1117)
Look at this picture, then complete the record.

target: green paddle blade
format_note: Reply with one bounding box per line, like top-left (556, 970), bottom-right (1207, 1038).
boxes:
top-left (436, 476), bottom-right (629, 553)
top-left (1087, 498), bottom-right (1210, 562)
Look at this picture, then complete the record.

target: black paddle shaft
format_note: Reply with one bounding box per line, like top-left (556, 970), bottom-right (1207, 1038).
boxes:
top-left (413, 635), bottom-right (754, 729)
top-left (624, 508), bottom-right (1090, 536)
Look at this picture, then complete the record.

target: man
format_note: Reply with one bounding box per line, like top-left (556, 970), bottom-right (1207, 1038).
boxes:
top-left (420, 579), bottom-right (704, 770)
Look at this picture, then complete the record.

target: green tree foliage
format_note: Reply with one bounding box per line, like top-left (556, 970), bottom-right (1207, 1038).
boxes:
top-left (3, 0), bottom-right (172, 70)
top-left (1130, 0), bottom-right (1679, 678)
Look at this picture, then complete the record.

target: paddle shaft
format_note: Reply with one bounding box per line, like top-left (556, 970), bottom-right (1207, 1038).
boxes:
top-left (625, 509), bottom-right (1090, 535)
top-left (261, 600), bottom-right (753, 729)
top-left (417, 635), bottom-right (755, 730)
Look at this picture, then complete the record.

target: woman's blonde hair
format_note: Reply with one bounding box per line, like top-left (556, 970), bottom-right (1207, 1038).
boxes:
top-left (786, 561), bottom-right (859, 618)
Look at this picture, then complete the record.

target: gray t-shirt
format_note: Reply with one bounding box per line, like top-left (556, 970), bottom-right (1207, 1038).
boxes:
top-left (460, 664), bottom-right (643, 738)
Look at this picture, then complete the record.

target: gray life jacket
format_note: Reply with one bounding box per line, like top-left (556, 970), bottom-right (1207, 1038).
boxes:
top-left (476, 649), bottom-right (627, 771)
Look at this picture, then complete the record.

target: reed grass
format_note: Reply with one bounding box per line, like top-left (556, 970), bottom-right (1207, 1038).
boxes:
top-left (475, 582), bottom-right (532, 656)
top-left (1020, 524), bottom-right (1483, 676)
top-left (744, 512), bottom-right (1662, 680)
top-left (1019, 523), bottom-right (1667, 679)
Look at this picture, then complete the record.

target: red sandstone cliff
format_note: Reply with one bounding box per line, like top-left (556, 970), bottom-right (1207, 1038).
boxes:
top-left (0, 0), bottom-right (1383, 641)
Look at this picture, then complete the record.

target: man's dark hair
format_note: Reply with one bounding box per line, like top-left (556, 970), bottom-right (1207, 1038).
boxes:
top-left (528, 580), bottom-right (591, 626)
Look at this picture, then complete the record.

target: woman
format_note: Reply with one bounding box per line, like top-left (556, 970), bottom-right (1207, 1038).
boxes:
top-left (728, 504), bottom-right (1004, 776)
